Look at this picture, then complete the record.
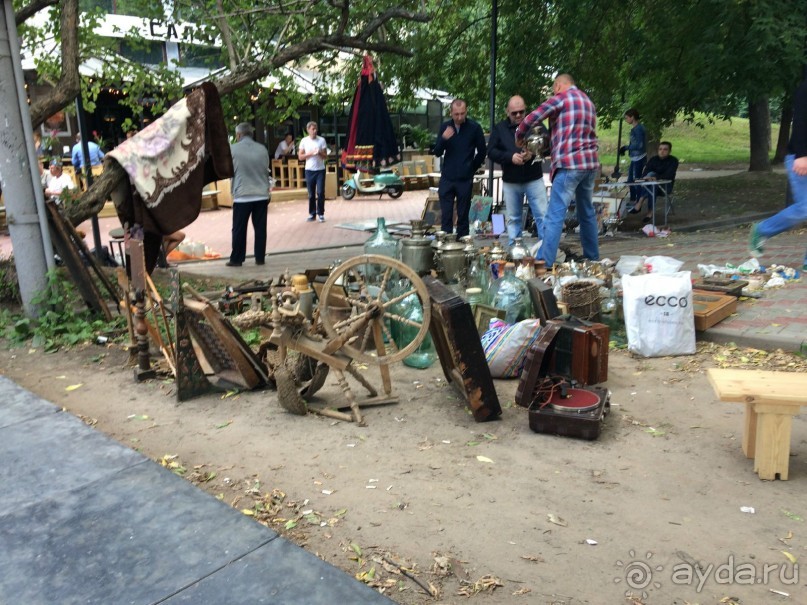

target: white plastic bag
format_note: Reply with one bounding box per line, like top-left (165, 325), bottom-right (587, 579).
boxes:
top-left (622, 271), bottom-right (696, 357)
top-left (615, 255), bottom-right (644, 276)
top-left (644, 255), bottom-right (684, 274)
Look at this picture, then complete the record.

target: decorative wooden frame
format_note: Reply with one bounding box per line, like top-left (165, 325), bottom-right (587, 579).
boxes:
top-left (473, 303), bottom-right (506, 335)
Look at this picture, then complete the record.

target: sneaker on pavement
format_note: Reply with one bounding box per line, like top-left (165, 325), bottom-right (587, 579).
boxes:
top-left (307, 215), bottom-right (316, 222)
top-left (318, 215), bottom-right (325, 223)
top-left (748, 223), bottom-right (766, 257)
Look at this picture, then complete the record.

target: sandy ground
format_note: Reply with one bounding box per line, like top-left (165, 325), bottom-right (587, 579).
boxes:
top-left (2, 340), bottom-right (807, 604)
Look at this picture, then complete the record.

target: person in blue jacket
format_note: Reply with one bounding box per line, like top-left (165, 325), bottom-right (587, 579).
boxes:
top-left (619, 108), bottom-right (647, 210)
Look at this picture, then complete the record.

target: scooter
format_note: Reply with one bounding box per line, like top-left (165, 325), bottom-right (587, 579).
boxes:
top-left (341, 167), bottom-right (404, 200)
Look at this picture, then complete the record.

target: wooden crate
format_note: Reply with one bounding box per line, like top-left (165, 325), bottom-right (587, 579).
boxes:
top-left (692, 289), bottom-right (737, 331)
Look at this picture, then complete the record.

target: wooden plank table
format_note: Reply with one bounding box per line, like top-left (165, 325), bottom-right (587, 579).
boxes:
top-left (707, 368), bottom-right (806, 480)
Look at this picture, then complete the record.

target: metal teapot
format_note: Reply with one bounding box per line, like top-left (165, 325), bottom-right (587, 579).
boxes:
top-left (525, 124), bottom-right (550, 158)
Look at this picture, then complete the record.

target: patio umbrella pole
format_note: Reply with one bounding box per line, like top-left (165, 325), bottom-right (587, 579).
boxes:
top-left (487, 0), bottom-right (498, 199)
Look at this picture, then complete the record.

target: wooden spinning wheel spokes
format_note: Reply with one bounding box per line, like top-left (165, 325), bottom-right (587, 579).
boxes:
top-left (319, 255), bottom-right (431, 365)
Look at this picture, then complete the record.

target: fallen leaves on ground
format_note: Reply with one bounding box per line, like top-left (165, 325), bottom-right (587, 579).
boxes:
top-left (456, 574), bottom-right (503, 597)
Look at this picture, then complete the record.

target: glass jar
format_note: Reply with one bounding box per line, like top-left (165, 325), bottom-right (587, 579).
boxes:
top-left (490, 263), bottom-right (530, 324)
top-left (509, 237), bottom-right (530, 262)
top-left (465, 287), bottom-right (483, 310)
top-left (390, 293), bottom-right (436, 369)
top-left (363, 217), bottom-right (398, 283)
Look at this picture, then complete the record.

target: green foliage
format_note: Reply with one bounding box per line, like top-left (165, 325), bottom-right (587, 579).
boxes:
top-left (399, 124), bottom-right (435, 151)
top-left (239, 328), bottom-right (262, 348)
top-left (0, 257), bottom-right (21, 305)
top-left (0, 270), bottom-right (123, 352)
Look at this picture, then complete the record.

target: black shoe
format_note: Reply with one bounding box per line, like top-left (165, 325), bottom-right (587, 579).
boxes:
top-left (642, 216), bottom-right (652, 224)
top-left (225, 261), bottom-right (242, 267)
top-left (255, 260), bottom-right (265, 265)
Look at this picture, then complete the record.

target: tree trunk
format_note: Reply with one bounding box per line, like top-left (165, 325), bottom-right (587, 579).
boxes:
top-left (747, 95), bottom-right (771, 172)
top-left (773, 93), bottom-right (793, 164)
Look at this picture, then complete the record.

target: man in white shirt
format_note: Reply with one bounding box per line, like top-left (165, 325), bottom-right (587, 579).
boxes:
top-left (41, 159), bottom-right (76, 202)
top-left (298, 121), bottom-right (328, 222)
top-left (274, 133), bottom-right (296, 159)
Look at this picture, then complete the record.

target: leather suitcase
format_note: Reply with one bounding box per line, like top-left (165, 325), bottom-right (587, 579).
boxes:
top-left (424, 276), bottom-right (501, 422)
top-left (547, 317), bottom-right (609, 386)
top-left (514, 322), bottom-right (562, 408)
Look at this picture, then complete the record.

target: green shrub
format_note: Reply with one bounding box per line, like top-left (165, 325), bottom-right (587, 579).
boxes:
top-left (0, 269), bottom-right (124, 352)
top-left (0, 256), bottom-right (21, 305)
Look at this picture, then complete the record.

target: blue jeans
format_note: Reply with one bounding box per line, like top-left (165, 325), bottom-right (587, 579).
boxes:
top-left (305, 169), bottom-right (325, 216)
top-left (757, 154), bottom-right (807, 257)
top-left (503, 179), bottom-right (548, 244)
top-left (538, 169), bottom-right (599, 266)
top-left (627, 156), bottom-right (647, 201)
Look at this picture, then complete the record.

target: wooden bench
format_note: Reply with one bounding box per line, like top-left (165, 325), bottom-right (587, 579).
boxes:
top-left (201, 189), bottom-right (220, 211)
top-left (707, 368), bottom-right (805, 480)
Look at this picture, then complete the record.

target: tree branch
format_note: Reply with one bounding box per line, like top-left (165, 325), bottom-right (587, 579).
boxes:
top-left (28, 0), bottom-right (81, 128)
top-left (15, 0), bottom-right (59, 25)
top-left (359, 7), bottom-right (429, 39)
top-left (215, 0), bottom-right (240, 71)
top-left (215, 21), bottom-right (426, 96)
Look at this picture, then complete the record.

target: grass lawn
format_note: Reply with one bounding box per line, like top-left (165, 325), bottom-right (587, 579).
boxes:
top-left (597, 113), bottom-right (782, 169)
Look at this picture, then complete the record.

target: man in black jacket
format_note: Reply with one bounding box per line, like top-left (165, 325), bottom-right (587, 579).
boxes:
top-left (433, 99), bottom-right (487, 238)
top-left (487, 95), bottom-right (548, 245)
top-left (630, 141), bottom-right (679, 223)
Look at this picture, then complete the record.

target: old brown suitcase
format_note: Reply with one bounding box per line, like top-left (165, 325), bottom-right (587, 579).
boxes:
top-left (424, 276), bottom-right (501, 422)
top-left (547, 317), bottom-right (609, 386)
top-left (514, 322), bottom-right (562, 408)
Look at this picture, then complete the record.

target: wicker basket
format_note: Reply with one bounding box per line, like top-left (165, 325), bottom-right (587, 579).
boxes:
top-left (562, 281), bottom-right (601, 320)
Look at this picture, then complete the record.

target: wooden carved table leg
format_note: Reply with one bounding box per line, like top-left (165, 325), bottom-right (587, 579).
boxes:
top-left (133, 288), bottom-right (156, 381)
top-left (333, 369), bottom-right (364, 426)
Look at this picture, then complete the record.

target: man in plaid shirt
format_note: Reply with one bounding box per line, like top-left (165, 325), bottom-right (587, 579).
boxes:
top-left (515, 74), bottom-right (600, 266)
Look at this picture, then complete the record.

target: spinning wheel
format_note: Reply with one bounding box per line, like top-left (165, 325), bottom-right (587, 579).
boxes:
top-left (319, 255), bottom-right (431, 365)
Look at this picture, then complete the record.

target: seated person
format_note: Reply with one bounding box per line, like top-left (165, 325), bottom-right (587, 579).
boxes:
top-left (274, 133), bottom-right (296, 159)
top-left (163, 230), bottom-right (185, 255)
top-left (629, 141), bottom-right (679, 222)
top-left (40, 158), bottom-right (76, 203)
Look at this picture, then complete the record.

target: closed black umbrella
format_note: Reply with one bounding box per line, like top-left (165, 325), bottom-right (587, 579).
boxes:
top-left (341, 55), bottom-right (401, 173)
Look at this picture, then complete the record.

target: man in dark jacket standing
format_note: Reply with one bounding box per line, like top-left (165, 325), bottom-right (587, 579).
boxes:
top-left (433, 99), bottom-right (487, 238)
top-left (487, 95), bottom-right (548, 245)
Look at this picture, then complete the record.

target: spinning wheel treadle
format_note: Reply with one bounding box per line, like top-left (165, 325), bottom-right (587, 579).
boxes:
top-left (319, 255), bottom-right (431, 365)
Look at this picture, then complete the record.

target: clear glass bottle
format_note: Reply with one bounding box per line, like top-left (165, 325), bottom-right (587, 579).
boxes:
top-left (363, 217), bottom-right (398, 283)
top-left (491, 262), bottom-right (530, 324)
top-left (467, 254), bottom-right (491, 302)
top-left (391, 293), bottom-right (436, 369)
top-left (465, 287), bottom-right (483, 311)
